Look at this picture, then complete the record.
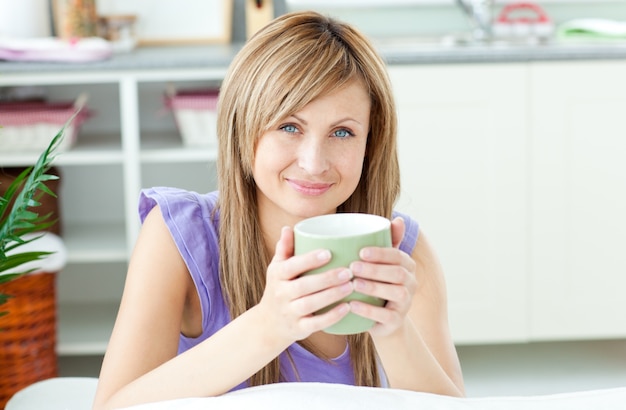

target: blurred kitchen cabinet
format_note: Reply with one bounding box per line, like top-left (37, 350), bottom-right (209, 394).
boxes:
top-left (529, 61), bottom-right (626, 340)
top-left (388, 64), bottom-right (529, 344)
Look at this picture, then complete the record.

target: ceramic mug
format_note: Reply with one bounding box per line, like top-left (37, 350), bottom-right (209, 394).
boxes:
top-left (294, 213), bottom-right (392, 335)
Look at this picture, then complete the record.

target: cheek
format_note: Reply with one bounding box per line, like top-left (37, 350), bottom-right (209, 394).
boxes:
top-left (252, 137), bottom-right (290, 179)
top-left (339, 148), bottom-right (367, 183)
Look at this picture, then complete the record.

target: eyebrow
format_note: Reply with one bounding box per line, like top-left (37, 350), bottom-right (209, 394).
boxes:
top-left (290, 114), bottom-right (364, 128)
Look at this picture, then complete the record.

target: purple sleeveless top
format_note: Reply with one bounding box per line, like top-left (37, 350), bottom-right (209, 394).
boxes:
top-left (138, 187), bottom-right (419, 392)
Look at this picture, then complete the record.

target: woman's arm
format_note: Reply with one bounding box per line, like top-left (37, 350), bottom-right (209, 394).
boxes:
top-left (93, 210), bottom-right (355, 410)
top-left (92, 208), bottom-right (284, 409)
top-left (348, 219), bottom-right (465, 396)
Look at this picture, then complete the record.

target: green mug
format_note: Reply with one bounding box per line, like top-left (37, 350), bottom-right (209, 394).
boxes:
top-left (294, 213), bottom-right (392, 335)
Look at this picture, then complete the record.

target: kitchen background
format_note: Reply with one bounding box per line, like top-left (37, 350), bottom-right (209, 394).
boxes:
top-left (1, 0), bottom-right (626, 400)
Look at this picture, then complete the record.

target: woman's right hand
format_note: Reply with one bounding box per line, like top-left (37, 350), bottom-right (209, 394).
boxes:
top-left (259, 226), bottom-right (353, 342)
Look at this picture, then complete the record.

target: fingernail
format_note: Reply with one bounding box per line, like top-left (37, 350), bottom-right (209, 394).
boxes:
top-left (349, 301), bottom-right (362, 313)
top-left (317, 250), bottom-right (331, 261)
top-left (340, 282), bottom-right (353, 293)
top-left (359, 248), bottom-right (371, 259)
top-left (338, 269), bottom-right (352, 281)
top-left (337, 303), bottom-right (350, 314)
top-left (353, 279), bottom-right (366, 291)
top-left (350, 262), bottom-right (362, 273)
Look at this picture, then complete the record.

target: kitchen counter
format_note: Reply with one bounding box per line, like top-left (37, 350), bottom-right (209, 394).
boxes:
top-left (377, 38), bottom-right (626, 64)
top-left (1, 38), bottom-right (626, 75)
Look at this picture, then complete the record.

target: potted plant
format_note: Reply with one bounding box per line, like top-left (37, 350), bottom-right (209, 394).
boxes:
top-left (0, 128), bottom-right (62, 307)
top-left (0, 125), bottom-right (65, 408)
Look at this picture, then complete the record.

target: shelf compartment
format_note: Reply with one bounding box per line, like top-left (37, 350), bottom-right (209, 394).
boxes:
top-left (57, 134), bottom-right (124, 165)
top-left (0, 133), bottom-right (123, 167)
top-left (58, 302), bottom-right (118, 356)
top-left (63, 221), bottom-right (128, 263)
top-left (140, 132), bottom-right (218, 163)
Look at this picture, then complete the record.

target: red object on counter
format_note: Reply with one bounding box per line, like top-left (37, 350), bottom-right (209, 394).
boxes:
top-left (497, 2), bottom-right (551, 24)
top-left (492, 2), bottom-right (554, 39)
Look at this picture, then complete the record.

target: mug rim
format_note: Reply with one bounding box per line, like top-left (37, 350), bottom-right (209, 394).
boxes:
top-left (294, 213), bottom-right (390, 239)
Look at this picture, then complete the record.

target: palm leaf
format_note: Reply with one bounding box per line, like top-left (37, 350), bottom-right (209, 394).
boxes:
top-left (0, 115), bottom-right (71, 313)
top-left (0, 127), bottom-right (63, 252)
top-left (0, 251), bottom-right (53, 276)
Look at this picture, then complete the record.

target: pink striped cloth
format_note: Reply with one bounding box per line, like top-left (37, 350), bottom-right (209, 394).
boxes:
top-left (0, 37), bottom-right (112, 62)
top-left (0, 100), bottom-right (91, 126)
top-left (164, 89), bottom-right (220, 111)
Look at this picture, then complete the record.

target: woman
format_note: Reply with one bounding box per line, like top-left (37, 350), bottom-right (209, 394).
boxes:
top-left (93, 10), bottom-right (464, 410)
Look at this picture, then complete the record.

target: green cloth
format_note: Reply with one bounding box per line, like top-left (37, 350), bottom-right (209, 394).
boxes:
top-left (558, 18), bottom-right (626, 41)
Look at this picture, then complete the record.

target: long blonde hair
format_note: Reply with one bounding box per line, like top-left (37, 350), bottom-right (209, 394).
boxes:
top-left (216, 10), bottom-right (399, 387)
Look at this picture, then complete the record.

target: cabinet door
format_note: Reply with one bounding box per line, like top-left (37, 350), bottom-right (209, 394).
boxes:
top-left (388, 64), bottom-right (529, 344)
top-left (530, 61), bottom-right (626, 339)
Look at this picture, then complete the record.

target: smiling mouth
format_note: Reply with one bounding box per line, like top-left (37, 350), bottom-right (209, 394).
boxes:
top-left (287, 179), bottom-right (333, 196)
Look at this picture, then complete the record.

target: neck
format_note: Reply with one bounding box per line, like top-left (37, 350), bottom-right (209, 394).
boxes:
top-left (256, 194), bottom-right (304, 255)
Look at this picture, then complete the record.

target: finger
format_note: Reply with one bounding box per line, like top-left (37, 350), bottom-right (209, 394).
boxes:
top-left (273, 248), bottom-right (333, 282)
top-left (348, 300), bottom-right (396, 327)
top-left (297, 303), bottom-right (351, 337)
top-left (289, 267), bottom-right (353, 299)
top-left (351, 259), bottom-right (412, 284)
top-left (291, 280), bottom-right (354, 317)
top-left (272, 226), bottom-right (294, 263)
top-left (390, 216), bottom-right (406, 249)
top-left (353, 277), bottom-right (412, 307)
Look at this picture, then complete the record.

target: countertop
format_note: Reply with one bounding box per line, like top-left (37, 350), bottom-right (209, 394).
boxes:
top-left (377, 38), bottom-right (626, 64)
top-left (0, 38), bottom-right (625, 75)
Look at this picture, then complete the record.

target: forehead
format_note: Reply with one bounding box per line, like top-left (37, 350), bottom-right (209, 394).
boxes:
top-left (290, 79), bottom-right (371, 116)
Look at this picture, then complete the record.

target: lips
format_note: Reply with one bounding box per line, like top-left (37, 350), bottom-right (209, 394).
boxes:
top-left (286, 179), bottom-right (333, 196)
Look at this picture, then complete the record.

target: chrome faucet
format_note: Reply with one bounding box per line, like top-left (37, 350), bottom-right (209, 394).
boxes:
top-left (455, 0), bottom-right (494, 42)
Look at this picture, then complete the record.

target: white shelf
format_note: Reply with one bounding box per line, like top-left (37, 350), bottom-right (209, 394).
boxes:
top-left (0, 133), bottom-right (218, 167)
top-left (58, 134), bottom-right (124, 166)
top-left (64, 221), bottom-right (128, 263)
top-left (0, 134), bottom-right (123, 167)
top-left (58, 302), bottom-right (118, 355)
top-left (140, 133), bottom-right (218, 163)
top-left (0, 47), bottom-right (228, 365)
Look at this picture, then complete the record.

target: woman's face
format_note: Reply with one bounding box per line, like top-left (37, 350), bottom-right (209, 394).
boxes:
top-left (253, 80), bottom-right (370, 226)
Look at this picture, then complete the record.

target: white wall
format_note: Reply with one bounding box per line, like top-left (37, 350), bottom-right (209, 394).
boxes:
top-left (92, 0), bottom-right (626, 42)
top-left (284, 1), bottom-right (626, 38)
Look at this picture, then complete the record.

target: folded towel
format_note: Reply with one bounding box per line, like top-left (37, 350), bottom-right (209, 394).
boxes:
top-left (0, 37), bottom-right (113, 62)
top-left (558, 18), bottom-right (626, 41)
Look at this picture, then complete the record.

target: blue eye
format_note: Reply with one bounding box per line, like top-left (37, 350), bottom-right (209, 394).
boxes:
top-left (333, 129), bottom-right (354, 138)
top-left (280, 124), bottom-right (298, 133)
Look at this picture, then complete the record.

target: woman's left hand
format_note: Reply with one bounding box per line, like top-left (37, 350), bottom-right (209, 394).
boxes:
top-left (348, 216), bottom-right (417, 337)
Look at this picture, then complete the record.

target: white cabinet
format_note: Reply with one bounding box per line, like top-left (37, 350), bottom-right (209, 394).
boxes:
top-left (388, 64), bottom-right (529, 344)
top-left (390, 60), bottom-right (626, 345)
top-left (0, 67), bottom-right (226, 356)
top-left (529, 60), bottom-right (626, 340)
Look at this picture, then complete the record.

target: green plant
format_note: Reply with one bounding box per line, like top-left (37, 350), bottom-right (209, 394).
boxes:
top-left (0, 126), bottom-right (64, 316)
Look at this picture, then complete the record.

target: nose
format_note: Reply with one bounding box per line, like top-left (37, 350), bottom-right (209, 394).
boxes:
top-left (297, 137), bottom-right (329, 176)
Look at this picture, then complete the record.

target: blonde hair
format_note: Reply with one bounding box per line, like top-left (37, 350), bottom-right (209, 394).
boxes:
top-left (216, 10), bottom-right (399, 387)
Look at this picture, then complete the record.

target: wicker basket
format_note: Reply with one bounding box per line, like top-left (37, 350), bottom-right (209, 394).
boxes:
top-left (0, 94), bottom-right (90, 153)
top-left (164, 86), bottom-right (219, 147)
top-left (0, 272), bottom-right (58, 409)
